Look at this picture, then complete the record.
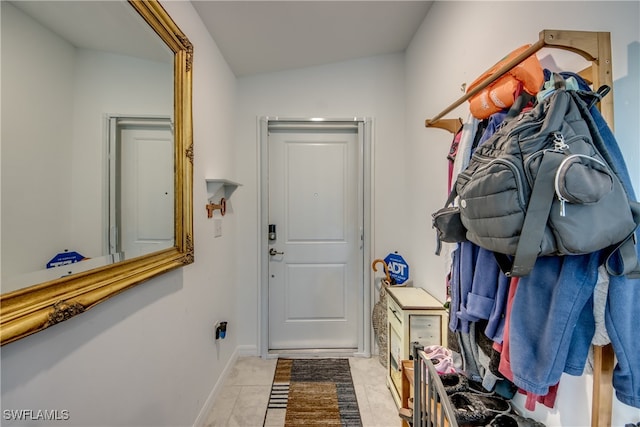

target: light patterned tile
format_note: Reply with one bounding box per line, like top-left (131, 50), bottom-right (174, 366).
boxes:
top-left (204, 385), bottom-right (241, 427)
top-left (228, 385), bottom-right (272, 427)
top-left (262, 407), bottom-right (286, 427)
top-left (354, 383), bottom-right (376, 426)
top-left (226, 356), bottom-right (277, 386)
top-left (360, 381), bottom-right (399, 427)
top-left (205, 356), bottom-right (399, 427)
top-left (349, 356), bottom-right (388, 385)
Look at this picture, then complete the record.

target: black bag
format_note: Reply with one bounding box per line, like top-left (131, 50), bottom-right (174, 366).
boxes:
top-left (448, 84), bottom-right (639, 277)
top-left (432, 190), bottom-right (467, 255)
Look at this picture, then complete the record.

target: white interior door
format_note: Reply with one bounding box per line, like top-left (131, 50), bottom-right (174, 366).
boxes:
top-left (111, 118), bottom-right (174, 259)
top-left (268, 124), bottom-right (362, 350)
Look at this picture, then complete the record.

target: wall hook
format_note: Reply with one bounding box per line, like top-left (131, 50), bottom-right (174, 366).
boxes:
top-left (206, 197), bottom-right (226, 218)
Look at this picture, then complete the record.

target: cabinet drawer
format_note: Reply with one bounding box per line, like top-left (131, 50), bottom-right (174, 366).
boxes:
top-left (409, 315), bottom-right (441, 346)
top-left (388, 297), bottom-right (402, 326)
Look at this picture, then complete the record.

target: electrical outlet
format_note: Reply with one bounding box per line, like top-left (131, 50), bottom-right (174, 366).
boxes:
top-left (214, 219), bottom-right (222, 237)
top-left (214, 321), bottom-right (228, 340)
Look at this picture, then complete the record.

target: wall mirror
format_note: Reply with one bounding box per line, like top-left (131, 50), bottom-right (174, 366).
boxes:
top-left (0, 0), bottom-right (194, 345)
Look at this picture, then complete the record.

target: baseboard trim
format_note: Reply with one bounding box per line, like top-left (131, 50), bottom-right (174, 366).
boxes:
top-left (191, 347), bottom-right (239, 427)
top-left (191, 344), bottom-right (261, 426)
top-left (268, 348), bottom-right (358, 358)
top-left (237, 344), bottom-right (258, 357)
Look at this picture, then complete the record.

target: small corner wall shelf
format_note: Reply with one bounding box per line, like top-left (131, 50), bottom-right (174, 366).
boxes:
top-left (205, 179), bottom-right (241, 218)
top-left (206, 179), bottom-right (241, 199)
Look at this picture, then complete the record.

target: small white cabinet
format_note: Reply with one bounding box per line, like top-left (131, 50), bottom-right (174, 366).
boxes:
top-left (386, 286), bottom-right (448, 407)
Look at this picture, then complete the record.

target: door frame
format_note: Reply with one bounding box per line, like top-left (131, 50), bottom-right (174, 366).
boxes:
top-left (104, 114), bottom-right (173, 256)
top-left (258, 117), bottom-right (375, 359)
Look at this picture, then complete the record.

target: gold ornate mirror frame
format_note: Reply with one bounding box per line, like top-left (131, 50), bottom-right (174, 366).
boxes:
top-left (0, 0), bottom-right (194, 345)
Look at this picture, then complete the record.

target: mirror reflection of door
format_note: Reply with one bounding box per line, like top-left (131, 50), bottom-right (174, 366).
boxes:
top-left (107, 117), bottom-right (174, 259)
top-left (267, 122), bottom-right (363, 351)
top-left (1, 1), bottom-right (175, 292)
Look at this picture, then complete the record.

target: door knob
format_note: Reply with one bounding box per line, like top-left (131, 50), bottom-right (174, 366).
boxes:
top-left (269, 248), bottom-right (284, 256)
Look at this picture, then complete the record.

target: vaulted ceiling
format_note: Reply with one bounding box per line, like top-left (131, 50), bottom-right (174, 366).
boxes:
top-left (10, 1), bottom-right (434, 77)
top-left (191, 1), bottom-right (434, 76)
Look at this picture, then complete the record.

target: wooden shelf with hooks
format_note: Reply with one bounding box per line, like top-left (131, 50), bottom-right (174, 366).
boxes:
top-left (425, 29), bottom-right (613, 132)
top-left (423, 29), bottom-right (615, 427)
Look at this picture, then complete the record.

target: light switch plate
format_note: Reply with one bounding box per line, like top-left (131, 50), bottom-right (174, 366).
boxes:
top-left (214, 219), bottom-right (222, 237)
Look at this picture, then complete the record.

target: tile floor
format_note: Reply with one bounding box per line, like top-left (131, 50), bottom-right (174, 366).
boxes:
top-left (203, 356), bottom-right (401, 427)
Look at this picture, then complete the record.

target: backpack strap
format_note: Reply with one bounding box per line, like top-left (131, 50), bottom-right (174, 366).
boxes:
top-left (434, 188), bottom-right (460, 256)
top-left (495, 150), bottom-right (566, 277)
top-left (604, 201), bottom-right (640, 279)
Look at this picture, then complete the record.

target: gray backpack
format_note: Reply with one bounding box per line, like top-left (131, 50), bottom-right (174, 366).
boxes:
top-left (452, 86), bottom-right (639, 277)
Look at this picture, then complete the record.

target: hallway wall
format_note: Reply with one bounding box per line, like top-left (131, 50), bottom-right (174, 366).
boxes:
top-left (404, 1), bottom-right (640, 425)
top-left (234, 53), bottom-right (408, 351)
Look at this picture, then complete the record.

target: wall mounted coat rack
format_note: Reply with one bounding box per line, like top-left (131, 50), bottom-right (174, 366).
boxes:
top-left (424, 29), bottom-right (616, 427)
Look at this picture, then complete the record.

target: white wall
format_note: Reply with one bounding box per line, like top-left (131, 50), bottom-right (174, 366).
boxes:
top-left (0, 1), bottom-right (239, 426)
top-left (234, 54), bottom-right (408, 348)
top-left (404, 1), bottom-right (640, 425)
top-left (71, 49), bottom-right (173, 257)
top-left (1, 1), bottom-right (173, 284)
top-left (1, 2), bottom-right (75, 281)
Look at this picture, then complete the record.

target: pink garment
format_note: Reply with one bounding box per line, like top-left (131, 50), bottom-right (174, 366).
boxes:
top-left (522, 383), bottom-right (559, 411)
top-left (424, 345), bottom-right (452, 360)
top-left (423, 345), bottom-right (457, 374)
top-left (495, 277), bottom-right (518, 379)
top-left (447, 130), bottom-right (462, 190)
